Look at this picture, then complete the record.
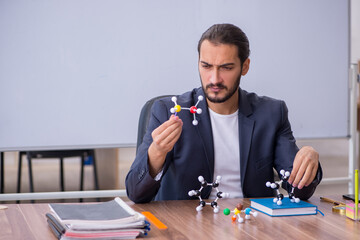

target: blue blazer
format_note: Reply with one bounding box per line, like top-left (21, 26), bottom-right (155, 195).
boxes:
top-left (126, 87), bottom-right (322, 203)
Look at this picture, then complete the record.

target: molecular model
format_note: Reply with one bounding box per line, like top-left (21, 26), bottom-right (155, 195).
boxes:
top-left (266, 169), bottom-right (300, 205)
top-left (188, 175), bottom-right (229, 213)
top-left (170, 95), bottom-right (203, 125)
top-left (223, 203), bottom-right (258, 223)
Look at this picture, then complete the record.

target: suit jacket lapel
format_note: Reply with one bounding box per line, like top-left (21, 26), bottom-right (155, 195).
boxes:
top-left (194, 89), bottom-right (214, 187)
top-left (238, 89), bottom-right (254, 188)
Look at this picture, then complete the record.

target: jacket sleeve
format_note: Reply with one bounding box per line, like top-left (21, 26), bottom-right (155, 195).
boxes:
top-left (274, 101), bottom-right (322, 200)
top-left (125, 100), bottom-right (171, 203)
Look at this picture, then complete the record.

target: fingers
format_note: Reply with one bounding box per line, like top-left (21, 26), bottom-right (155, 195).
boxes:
top-left (151, 115), bottom-right (183, 154)
top-left (152, 115), bottom-right (180, 136)
top-left (287, 152), bottom-right (301, 185)
top-left (304, 164), bottom-right (318, 186)
top-left (297, 164), bottom-right (317, 189)
top-left (147, 115), bottom-right (183, 177)
top-left (288, 157), bottom-right (305, 188)
top-left (288, 146), bottom-right (319, 189)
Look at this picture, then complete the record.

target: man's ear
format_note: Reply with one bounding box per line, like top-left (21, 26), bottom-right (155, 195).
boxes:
top-left (241, 58), bottom-right (250, 76)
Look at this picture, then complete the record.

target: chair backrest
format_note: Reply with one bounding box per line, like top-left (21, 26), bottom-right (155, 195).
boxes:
top-left (136, 95), bottom-right (172, 153)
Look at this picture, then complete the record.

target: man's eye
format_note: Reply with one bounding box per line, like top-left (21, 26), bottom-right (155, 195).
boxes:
top-left (202, 64), bottom-right (211, 69)
top-left (222, 66), bottom-right (233, 70)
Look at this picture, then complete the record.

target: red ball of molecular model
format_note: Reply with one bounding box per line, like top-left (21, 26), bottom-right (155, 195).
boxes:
top-left (223, 203), bottom-right (258, 223)
top-left (188, 175), bottom-right (229, 213)
top-left (266, 169), bottom-right (300, 205)
top-left (170, 95), bottom-right (203, 125)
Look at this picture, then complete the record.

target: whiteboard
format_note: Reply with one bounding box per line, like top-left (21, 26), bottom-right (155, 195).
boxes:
top-left (0, 0), bottom-right (349, 151)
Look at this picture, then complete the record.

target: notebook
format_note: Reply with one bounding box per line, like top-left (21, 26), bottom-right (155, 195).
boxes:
top-left (250, 197), bottom-right (318, 217)
top-left (49, 197), bottom-right (145, 228)
top-left (47, 197), bottom-right (150, 239)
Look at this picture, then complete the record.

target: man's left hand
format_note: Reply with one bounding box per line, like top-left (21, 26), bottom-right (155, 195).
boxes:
top-left (288, 146), bottom-right (319, 189)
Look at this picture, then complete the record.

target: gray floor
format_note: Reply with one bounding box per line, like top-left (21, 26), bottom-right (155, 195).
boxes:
top-left (0, 138), bottom-right (353, 203)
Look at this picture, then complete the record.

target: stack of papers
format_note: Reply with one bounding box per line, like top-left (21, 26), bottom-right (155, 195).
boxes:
top-left (46, 197), bottom-right (150, 239)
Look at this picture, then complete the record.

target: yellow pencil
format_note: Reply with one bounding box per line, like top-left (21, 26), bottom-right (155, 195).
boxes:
top-left (355, 169), bottom-right (358, 221)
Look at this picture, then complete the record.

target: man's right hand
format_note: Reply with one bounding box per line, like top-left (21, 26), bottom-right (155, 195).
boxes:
top-left (148, 115), bottom-right (183, 177)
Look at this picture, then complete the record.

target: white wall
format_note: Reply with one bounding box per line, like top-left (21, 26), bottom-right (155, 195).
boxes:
top-left (0, 0), bottom-right (351, 151)
top-left (351, 0), bottom-right (360, 63)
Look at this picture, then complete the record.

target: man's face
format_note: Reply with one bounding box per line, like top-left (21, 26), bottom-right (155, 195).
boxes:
top-left (199, 40), bottom-right (248, 103)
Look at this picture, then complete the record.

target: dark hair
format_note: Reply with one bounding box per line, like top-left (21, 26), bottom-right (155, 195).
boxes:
top-left (197, 24), bottom-right (250, 64)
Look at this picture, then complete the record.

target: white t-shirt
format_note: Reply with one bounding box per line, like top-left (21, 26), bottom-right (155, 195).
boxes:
top-left (209, 108), bottom-right (243, 198)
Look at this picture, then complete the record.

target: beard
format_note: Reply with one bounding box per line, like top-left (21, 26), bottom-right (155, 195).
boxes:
top-left (201, 75), bottom-right (241, 103)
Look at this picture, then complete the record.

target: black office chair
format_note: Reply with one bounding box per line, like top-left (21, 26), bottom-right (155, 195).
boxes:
top-left (17, 150), bottom-right (99, 195)
top-left (136, 95), bottom-right (172, 152)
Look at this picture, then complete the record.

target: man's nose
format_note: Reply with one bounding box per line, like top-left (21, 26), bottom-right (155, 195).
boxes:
top-left (209, 69), bottom-right (221, 84)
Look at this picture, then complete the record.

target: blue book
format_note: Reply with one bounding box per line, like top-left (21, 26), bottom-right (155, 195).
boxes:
top-left (250, 197), bottom-right (318, 217)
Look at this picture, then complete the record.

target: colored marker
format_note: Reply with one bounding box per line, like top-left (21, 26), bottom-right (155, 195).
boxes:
top-left (355, 169), bottom-right (359, 220)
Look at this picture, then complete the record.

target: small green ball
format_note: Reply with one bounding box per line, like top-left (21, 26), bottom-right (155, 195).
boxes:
top-left (223, 208), bottom-right (230, 215)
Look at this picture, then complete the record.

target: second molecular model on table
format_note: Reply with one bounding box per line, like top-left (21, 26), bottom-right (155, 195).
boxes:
top-left (223, 203), bottom-right (258, 223)
top-left (188, 175), bottom-right (229, 213)
top-left (266, 169), bottom-right (300, 205)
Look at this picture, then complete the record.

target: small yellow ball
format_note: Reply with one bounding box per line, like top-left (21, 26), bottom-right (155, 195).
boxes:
top-left (234, 208), bottom-right (240, 215)
top-left (174, 105), bottom-right (181, 112)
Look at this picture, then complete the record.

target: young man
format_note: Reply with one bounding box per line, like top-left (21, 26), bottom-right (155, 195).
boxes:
top-left (126, 24), bottom-right (322, 203)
